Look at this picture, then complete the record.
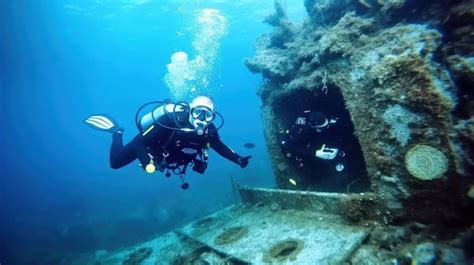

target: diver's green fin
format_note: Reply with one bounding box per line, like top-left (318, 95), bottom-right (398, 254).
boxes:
top-left (84, 114), bottom-right (120, 133)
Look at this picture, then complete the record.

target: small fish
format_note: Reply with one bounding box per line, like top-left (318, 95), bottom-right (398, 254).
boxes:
top-left (243, 143), bottom-right (255, 149)
top-left (289, 178), bottom-right (297, 185)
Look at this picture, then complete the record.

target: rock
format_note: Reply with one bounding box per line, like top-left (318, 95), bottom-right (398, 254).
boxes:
top-left (468, 185), bottom-right (474, 199)
top-left (123, 247), bottom-right (152, 265)
top-left (270, 202), bottom-right (281, 212)
top-left (447, 55), bottom-right (474, 84)
top-left (440, 247), bottom-right (468, 265)
top-left (304, 0), bottom-right (358, 25)
top-left (413, 242), bottom-right (437, 265)
top-left (382, 104), bottom-right (421, 147)
top-left (380, 0), bottom-right (406, 13)
top-left (350, 246), bottom-right (396, 265)
top-left (277, 162), bottom-right (287, 171)
top-left (370, 226), bottom-right (408, 250)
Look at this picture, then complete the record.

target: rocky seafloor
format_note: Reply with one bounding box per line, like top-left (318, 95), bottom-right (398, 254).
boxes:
top-left (244, 0), bottom-right (474, 263)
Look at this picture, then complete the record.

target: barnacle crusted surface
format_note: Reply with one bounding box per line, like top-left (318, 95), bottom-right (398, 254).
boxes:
top-left (246, 0), bottom-right (474, 223)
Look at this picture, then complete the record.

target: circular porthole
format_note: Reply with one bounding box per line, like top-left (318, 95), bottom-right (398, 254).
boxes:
top-left (192, 217), bottom-right (215, 236)
top-left (214, 226), bottom-right (248, 245)
top-left (263, 239), bottom-right (304, 263)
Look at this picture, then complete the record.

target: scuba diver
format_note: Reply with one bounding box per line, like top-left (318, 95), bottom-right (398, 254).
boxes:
top-left (84, 96), bottom-right (251, 189)
top-left (279, 110), bottom-right (345, 171)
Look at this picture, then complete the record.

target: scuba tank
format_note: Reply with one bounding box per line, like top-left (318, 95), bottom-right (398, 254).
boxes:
top-left (139, 102), bottom-right (186, 132)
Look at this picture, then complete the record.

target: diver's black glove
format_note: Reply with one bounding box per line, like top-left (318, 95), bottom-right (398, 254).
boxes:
top-left (237, 156), bottom-right (252, 168)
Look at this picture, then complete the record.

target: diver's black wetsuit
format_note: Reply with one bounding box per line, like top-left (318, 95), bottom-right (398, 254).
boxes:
top-left (109, 110), bottom-right (241, 172)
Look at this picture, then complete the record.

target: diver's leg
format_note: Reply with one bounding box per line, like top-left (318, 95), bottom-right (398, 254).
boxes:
top-left (109, 131), bottom-right (138, 169)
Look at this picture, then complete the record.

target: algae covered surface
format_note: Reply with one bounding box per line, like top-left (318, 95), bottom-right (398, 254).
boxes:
top-left (246, 0), bottom-right (473, 222)
top-left (243, 0), bottom-right (474, 263)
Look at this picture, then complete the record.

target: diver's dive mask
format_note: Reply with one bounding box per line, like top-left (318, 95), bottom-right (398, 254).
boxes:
top-left (191, 106), bottom-right (215, 122)
top-left (190, 106), bottom-right (215, 135)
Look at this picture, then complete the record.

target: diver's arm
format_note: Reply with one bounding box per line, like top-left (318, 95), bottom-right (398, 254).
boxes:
top-left (208, 127), bottom-right (250, 167)
top-left (209, 135), bottom-right (241, 164)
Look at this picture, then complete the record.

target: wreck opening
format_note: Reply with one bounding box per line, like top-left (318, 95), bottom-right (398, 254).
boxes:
top-left (273, 85), bottom-right (369, 192)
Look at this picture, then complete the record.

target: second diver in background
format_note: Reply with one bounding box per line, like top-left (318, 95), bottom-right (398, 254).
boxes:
top-left (280, 110), bottom-right (346, 172)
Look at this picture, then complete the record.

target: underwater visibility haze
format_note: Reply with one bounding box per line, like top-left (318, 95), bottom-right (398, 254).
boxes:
top-left (1, 0), bottom-right (474, 264)
top-left (0, 1), bottom-right (288, 262)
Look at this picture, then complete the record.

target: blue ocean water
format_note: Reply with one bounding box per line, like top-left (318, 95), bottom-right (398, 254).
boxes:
top-left (0, 1), bottom-right (306, 263)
